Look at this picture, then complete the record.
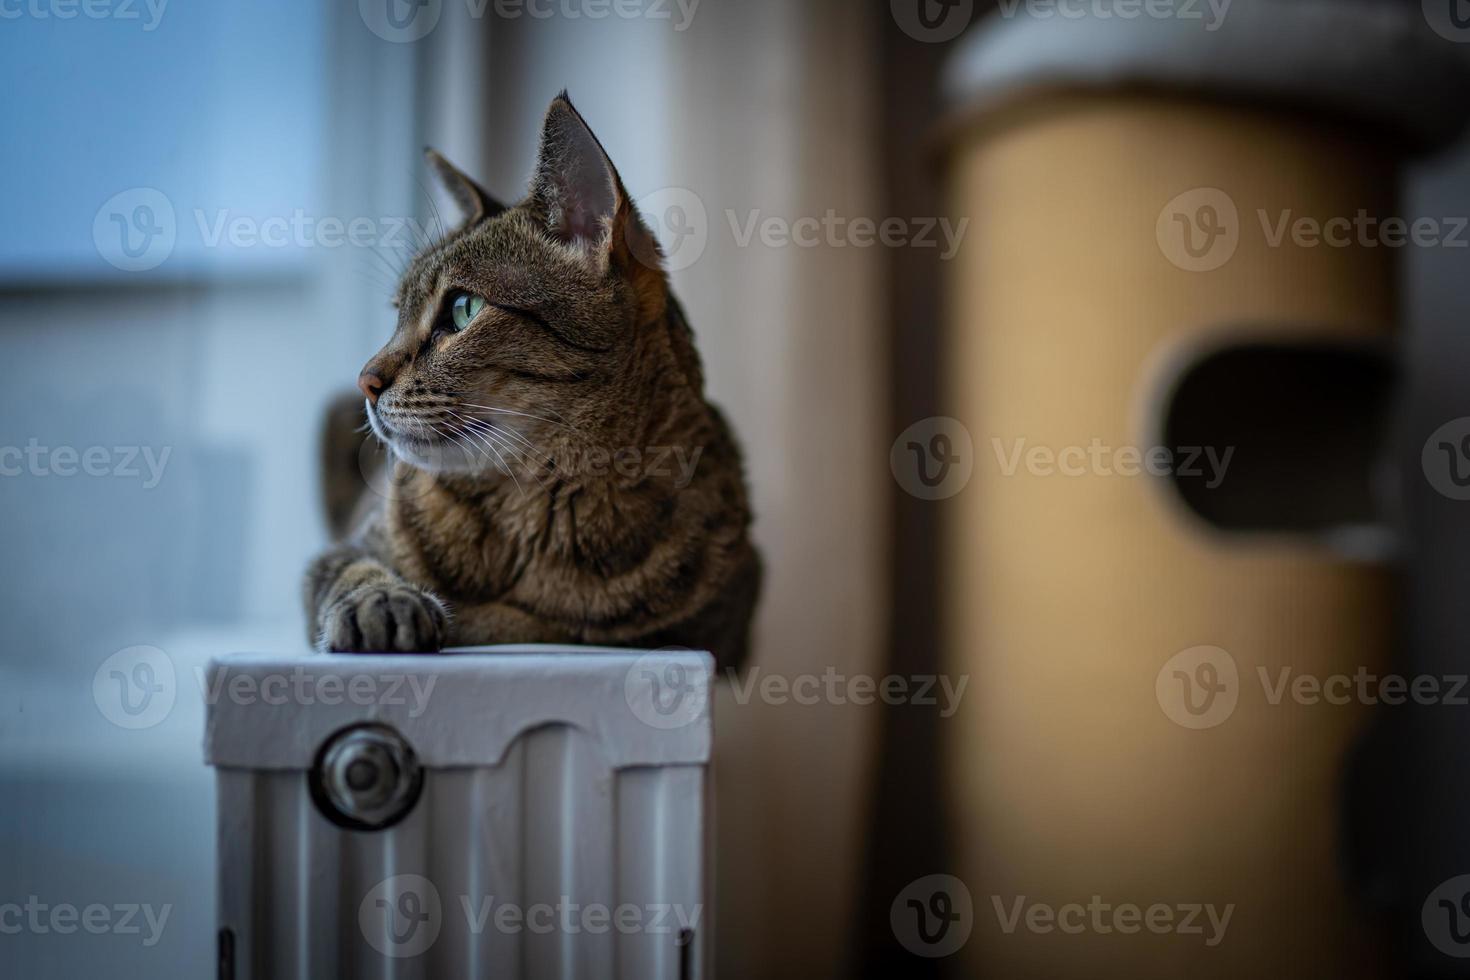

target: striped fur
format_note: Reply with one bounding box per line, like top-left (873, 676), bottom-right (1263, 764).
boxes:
top-left (303, 94), bottom-right (760, 671)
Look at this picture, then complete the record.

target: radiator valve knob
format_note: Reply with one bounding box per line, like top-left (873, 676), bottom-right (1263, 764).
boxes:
top-left (311, 725), bottom-right (423, 830)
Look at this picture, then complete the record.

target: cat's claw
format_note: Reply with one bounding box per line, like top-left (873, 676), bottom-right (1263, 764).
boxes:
top-left (319, 584), bottom-right (449, 654)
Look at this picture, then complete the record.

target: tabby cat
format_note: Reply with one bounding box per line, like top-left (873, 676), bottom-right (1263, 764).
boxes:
top-left (304, 93), bottom-right (760, 671)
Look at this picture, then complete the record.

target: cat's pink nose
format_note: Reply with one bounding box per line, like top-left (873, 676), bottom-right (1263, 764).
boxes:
top-left (358, 371), bottom-right (386, 405)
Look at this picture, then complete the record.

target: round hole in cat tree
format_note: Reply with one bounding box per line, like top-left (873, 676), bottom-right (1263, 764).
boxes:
top-left (1147, 333), bottom-right (1397, 559)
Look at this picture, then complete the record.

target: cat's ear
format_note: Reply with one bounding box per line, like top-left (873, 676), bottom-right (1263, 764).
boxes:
top-left (529, 93), bottom-right (660, 272)
top-left (424, 148), bottom-right (505, 227)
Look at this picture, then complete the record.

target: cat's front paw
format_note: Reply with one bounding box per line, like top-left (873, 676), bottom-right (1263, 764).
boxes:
top-left (319, 584), bottom-right (449, 653)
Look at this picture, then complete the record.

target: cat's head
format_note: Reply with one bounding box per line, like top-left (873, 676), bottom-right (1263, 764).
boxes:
top-left (361, 93), bottom-right (691, 476)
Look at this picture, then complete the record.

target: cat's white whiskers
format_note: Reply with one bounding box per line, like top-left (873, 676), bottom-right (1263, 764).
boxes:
top-left (359, 247), bottom-right (403, 283)
top-left (350, 267), bottom-right (398, 297)
top-left (415, 175), bottom-right (449, 248)
top-left (428, 420), bottom-right (488, 470)
top-left (485, 431), bottom-right (553, 493)
top-left (451, 413), bottom-right (554, 491)
top-left (477, 432), bottom-right (525, 496)
top-left (487, 421), bottom-right (554, 461)
top-left (369, 243), bottom-right (410, 281)
top-left (438, 422), bottom-right (533, 497)
top-left (439, 417), bottom-right (499, 468)
top-left (454, 412), bottom-right (555, 468)
top-left (444, 416), bottom-right (527, 496)
top-left (460, 403), bottom-right (575, 430)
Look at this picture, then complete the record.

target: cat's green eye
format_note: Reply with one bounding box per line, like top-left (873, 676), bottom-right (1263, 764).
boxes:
top-left (450, 292), bottom-right (487, 330)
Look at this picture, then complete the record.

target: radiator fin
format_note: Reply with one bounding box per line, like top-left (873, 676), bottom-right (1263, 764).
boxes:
top-left (218, 723), bottom-right (705, 978)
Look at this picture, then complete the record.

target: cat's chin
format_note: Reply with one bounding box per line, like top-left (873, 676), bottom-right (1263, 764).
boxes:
top-left (387, 437), bottom-right (490, 477)
top-left (368, 410), bottom-right (488, 477)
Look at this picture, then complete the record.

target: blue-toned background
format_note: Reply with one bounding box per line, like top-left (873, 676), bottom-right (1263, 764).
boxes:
top-left (0, 1), bottom-right (890, 976)
top-left (0, 3), bottom-right (369, 975)
top-left (8, 1), bottom-right (1470, 977)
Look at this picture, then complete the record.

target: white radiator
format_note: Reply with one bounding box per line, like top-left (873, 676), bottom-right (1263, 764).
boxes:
top-left (204, 647), bottom-right (713, 980)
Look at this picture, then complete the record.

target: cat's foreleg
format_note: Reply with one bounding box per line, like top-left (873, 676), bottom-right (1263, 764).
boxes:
top-left (445, 601), bottom-right (572, 648)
